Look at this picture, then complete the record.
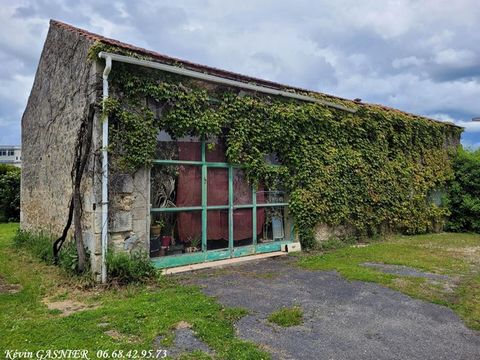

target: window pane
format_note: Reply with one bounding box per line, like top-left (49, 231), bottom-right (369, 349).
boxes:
top-left (206, 136), bottom-right (227, 162)
top-left (258, 206), bottom-right (286, 242)
top-left (150, 211), bottom-right (202, 257)
top-left (233, 209), bottom-right (253, 246)
top-left (151, 165), bottom-right (201, 208)
top-left (256, 189), bottom-right (285, 204)
top-left (233, 169), bottom-right (252, 205)
top-left (207, 168), bottom-right (228, 206)
top-left (155, 131), bottom-right (201, 161)
top-left (207, 210), bottom-right (229, 250)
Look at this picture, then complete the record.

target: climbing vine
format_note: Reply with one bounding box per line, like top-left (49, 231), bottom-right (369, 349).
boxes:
top-left (92, 43), bottom-right (462, 248)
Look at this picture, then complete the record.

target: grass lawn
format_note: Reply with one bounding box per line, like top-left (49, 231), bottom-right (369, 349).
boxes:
top-left (0, 223), bottom-right (269, 359)
top-left (297, 232), bottom-right (480, 330)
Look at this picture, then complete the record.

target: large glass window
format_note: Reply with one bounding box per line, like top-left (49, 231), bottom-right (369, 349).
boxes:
top-left (149, 136), bottom-right (292, 265)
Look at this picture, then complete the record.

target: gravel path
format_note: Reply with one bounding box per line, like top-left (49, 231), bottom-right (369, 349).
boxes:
top-left (184, 256), bottom-right (480, 360)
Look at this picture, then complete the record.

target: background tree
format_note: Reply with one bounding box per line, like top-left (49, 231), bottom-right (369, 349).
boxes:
top-left (447, 148), bottom-right (480, 232)
top-left (0, 164), bottom-right (21, 222)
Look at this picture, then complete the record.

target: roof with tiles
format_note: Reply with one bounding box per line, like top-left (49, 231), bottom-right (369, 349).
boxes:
top-left (50, 19), bottom-right (461, 129)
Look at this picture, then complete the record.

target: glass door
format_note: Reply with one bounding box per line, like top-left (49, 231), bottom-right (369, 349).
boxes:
top-left (150, 135), bottom-right (292, 269)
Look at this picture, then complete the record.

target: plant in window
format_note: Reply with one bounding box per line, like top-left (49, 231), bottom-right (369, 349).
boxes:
top-left (150, 219), bottom-right (164, 237)
top-left (185, 235), bottom-right (201, 252)
top-left (151, 166), bottom-right (177, 209)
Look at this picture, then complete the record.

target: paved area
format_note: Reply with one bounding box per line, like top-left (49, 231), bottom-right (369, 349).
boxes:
top-left (183, 256), bottom-right (480, 360)
top-left (153, 323), bottom-right (213, 358)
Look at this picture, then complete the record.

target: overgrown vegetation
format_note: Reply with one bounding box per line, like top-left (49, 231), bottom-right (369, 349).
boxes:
top-left (91, 42), bottom-right (461, 249)
top-left (447, 148), bottom-right (480, 233)
top-left (267, 306), bottom-right (303, 327)
top-left (13, 229), bottom-right (160, 284)
top-left (298, 232), bottom-right (480, 330)
top-left (106, 250), bottom-right (157, 284)
top-left (13, 229), bottom-right (83, 275)
top-left (0, 164), bottom-right (20, 222)
top-left (0, 224), bottom-right (270, 359)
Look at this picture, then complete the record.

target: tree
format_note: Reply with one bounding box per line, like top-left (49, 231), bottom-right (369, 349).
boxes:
top-left (0, 164), bottom-right (21, 222)
top-left (447, 148), bottom-right (480, 232)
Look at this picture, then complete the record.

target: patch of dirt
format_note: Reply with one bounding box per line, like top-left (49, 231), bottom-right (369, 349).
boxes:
top-left (175, 321), bottom-right (192, 329)
top-left (105, 329), bottom-right (122, 339)
top-left (104, 330), bottom-right (141, 343)
top-left (43, 299), bottom-right (98, 317)
top-left (419, 244), bottom-right (480, 265)
top-left (362, 262), bottom-right (451, 281)
top-left (455, 246), bottom-right (480, 265)
top-left (0, 276), bottom-right (22, 294)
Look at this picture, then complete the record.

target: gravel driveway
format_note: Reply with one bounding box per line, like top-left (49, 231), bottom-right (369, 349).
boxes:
top-left (184, 256), bottom-right (480, 360)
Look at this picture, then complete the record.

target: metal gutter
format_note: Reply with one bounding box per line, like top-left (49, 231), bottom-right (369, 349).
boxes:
top-left (101, 55), bottom-right (112, 284)
top-left (98, 52), bottom-right (356, 113)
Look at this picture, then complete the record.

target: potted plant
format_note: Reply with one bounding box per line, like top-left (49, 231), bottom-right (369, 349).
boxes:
top-left (191, 235), bottom-right (201, 252)
top-left (150, 219), bottom-right (164, 237)
top-left (185, 236), bottom-right (201, 253)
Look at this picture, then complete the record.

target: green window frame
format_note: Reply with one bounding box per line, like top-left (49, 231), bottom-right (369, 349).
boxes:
top-left (150, 138), bottom-right (294, 269)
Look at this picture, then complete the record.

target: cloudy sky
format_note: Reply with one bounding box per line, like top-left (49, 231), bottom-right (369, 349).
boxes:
top-left (1, 0), bottom-right (480, 147)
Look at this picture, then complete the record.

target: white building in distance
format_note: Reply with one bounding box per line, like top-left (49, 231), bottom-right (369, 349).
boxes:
top-left (0, 146), bottom-right (22, 167)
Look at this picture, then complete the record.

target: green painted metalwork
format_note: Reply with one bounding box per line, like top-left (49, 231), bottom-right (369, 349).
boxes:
top-left (256, 203), bottom-right (289, 208)
top-left (201, 139), bottom-right (207, 252)
top-left (151, 206), bottom-right (202, 212)
top-left (153, 159), bottom-right (203, 166)
top-left (256, 242), bottom-right (282, 254)
top-left (232, 204), bottom-right (254, 209)
top-left (206, 205), bottom-right (229, 210)
top-left (232, 245), bottom-right (255, 258)
top-left (151, 252), bottom-right (205, 268)
top-left (228, 166), bottom-right (234, 256)
top-left (206, 249), bottom-right (230, 261)
top-left (150, 138), bottom-right (292, 269)
top-left (252, 185), bottom-right (257, 249)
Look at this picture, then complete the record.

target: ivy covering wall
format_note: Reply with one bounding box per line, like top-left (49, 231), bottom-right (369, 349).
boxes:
top-left (91, 43), bottom-right (462, 248)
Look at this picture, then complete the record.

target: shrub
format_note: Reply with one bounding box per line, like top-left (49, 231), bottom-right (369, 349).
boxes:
top-left (447, 148), bottom-right (480, 232)
top-left (0, 164), bottom-right (20, 222)
top-left (58, 240), bottom-right (85, 274)
top-left (106, 250), bottom-right (157, 284)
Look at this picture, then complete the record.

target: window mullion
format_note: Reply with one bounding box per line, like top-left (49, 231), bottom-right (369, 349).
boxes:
top-left (201, 139), bottom-right (207, 253)
top-left (252, 185), bottom-right (257, 249)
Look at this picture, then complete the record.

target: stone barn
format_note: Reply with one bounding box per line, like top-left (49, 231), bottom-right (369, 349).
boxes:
top-left (21, 20), bottom-right (462, 282)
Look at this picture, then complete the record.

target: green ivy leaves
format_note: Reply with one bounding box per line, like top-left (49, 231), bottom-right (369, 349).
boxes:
top-left (99, 44), bottom-right (461, 248)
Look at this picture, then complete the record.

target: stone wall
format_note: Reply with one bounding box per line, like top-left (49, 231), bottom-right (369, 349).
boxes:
top-left (21, 23), bottom-right (99, 254)
top-left (106, 169), bottom-right (150, 252)
top-left (314, 223), bottom-right (355, 244)
top-left (21, 22), bottom-right (153, 281)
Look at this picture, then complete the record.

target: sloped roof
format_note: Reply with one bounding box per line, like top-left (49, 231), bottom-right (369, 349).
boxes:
top-left (50, 19), bottom-right (461, 129)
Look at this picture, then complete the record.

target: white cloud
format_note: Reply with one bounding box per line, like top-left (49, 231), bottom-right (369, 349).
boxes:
top-left (392, 56), bottom-right (425, 69)
top-left (427, 113), bottom-right (480, 132)
top-left (0, 0), bottom-right (480, 146)
top-left (434, 48), bottom-right (476, 67)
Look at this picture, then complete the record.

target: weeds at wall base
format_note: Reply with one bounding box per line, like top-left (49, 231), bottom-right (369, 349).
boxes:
top-left (13, 229), bottom-right (158, 285)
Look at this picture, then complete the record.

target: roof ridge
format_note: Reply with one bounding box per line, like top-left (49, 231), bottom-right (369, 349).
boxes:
top-left (49, 19), bottom-right (461, 128)
top-left (49, 19), bottom-right (321, 94)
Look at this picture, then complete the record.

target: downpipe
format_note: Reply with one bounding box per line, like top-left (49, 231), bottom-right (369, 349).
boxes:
top-left (101, 55), bottom-right (112, 284)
